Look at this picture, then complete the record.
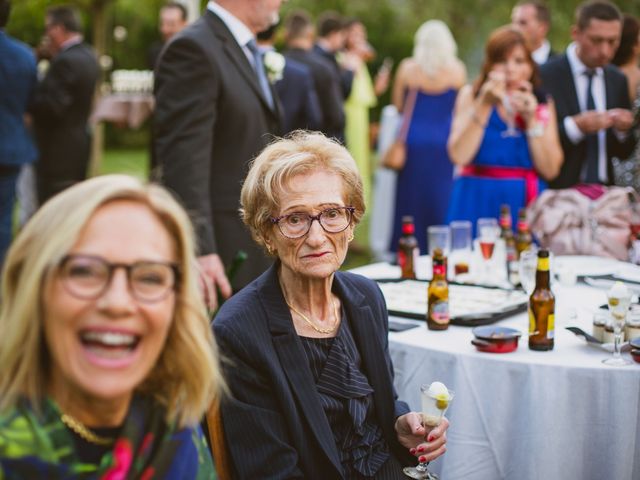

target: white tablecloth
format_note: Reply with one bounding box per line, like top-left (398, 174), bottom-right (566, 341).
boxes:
top-left (352, 257), bottom-right (640, 480)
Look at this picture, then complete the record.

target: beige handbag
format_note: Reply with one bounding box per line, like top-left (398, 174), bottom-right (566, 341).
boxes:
top-left (381, 89), bottom-right (418, 171)
top-left (528, 186), bottom-right (638, 260)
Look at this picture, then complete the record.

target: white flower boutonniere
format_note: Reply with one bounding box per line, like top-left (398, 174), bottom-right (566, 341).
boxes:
top-left (263, 51), bottom-right (285, 83)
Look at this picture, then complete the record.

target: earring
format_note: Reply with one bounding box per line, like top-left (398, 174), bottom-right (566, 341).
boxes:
top-left (266, 243), bottom-right (275, 255)
top-left (347, 233), bottom-right (354, 242)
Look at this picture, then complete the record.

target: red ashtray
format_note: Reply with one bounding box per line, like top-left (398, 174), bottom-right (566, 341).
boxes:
top-left (631, 349), bottom-right (640, 363)
top-left (471, 326), bottom-right (521, 353)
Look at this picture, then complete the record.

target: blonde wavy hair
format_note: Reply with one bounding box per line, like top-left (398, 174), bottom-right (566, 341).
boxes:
top-left (0, 175), bottom-right (224, 428)
top-left (412, 20), bottom-right (458, 76)
top-left (241, 131), bottom-right (365, 254)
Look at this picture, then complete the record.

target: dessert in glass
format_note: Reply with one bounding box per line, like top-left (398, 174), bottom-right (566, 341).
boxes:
top-left (403, 382), bottom-right (454, 480)
top-left (603, 282), bottom-right (632, 366)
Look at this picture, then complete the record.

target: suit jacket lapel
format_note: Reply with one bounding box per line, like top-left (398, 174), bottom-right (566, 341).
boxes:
top-left (332, 274), bottom-right (397, 444)
top-left (258, 264), bottom-right (342, 475)
top-left (205, 11), bottom-right (278, 115)
top-left (560, 55), bottom-right (581, 116)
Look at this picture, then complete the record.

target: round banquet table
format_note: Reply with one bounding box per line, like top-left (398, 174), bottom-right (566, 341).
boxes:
top-left (351, 256), bottom-right (640, 480)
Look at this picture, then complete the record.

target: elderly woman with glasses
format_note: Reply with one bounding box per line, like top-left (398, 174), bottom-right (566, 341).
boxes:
top-left (213, 132), bottom-right (449, 479)
top-left (0, 175), bottom-right (223, 478)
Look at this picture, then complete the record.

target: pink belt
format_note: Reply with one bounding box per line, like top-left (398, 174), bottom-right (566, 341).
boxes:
top-left (460, 165), bottom-right (539, 206)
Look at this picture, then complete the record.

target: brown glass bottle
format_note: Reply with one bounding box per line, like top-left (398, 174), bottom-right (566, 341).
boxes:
top-left (500, 204), bottom-right (518, 284)
top-left (515, 208), bottom-right (533, 256)
top-left (529, 249), bottom-right (555, 351)
top-left (427, 248), bottom-right (450, 330)
top-left (398, 216), bottom-right (418, 279)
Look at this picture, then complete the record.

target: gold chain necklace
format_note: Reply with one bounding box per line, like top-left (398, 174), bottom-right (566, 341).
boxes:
top-left (285, 295), bottom-right (340, 334)
top-left (60, 413), bottom-right (115, 446)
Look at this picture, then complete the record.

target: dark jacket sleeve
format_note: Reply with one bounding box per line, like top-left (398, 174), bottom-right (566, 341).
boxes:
top-left (214, 320), bottom-right (305, 479)
top-left (154, 36), bottom-right (219, 254)
top-left (30, 55), bottom-right (76, 122)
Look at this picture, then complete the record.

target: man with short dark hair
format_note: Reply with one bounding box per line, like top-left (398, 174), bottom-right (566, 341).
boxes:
top-left (314, 11), bottom-right (354, 104)
top-left (147, 2), bottom-right (188, 69)
top-left (0, 0), bottom-right (37, 265)
top-left (154, 0), bottom-right (285, 306)
top-left (511, 0), bottom-right (556, 64)
top-left (284, 10), bottom-right (345, 142)
top-left (540, 0), bottom-right (636, 188)
top-left (30, 5), bottom-right (99, 204)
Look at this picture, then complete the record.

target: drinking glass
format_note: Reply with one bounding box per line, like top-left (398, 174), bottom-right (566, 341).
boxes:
top-left (427, 225), bottom-right (451, 258)
top-left (518, 248), bottom-right (539, 295)
top-left (603, 284), bottom-right (632, 366)
top-left (477, 218), bottom-right (499, 282)
top-left (450, 220), bottom-right (472, 278)
top-left (403, 383), bottom-right (454, 480)
top-left (501, 94), bottom-right (521, 138)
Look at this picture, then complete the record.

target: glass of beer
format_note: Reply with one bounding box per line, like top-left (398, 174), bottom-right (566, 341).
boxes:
top-left (450, 220), bottom-right (472, 279)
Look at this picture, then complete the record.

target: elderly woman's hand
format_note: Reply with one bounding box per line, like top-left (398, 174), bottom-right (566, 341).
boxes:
top-left (395, 412), bottom-right (449, 463)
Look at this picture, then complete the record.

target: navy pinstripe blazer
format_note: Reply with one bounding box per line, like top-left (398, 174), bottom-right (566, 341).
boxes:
top-left (213, 263), bottom-right (412, 479)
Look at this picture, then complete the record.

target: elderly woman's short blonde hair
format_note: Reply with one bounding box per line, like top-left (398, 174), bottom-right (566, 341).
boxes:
top-left (241, 131), bottom-right (365, 252)
top-left (0, 175), bottom-right (224, 428)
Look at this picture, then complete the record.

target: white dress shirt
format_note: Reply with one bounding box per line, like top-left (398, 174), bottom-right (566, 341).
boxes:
top-left (532, 40), bottom-right (551, 65)
top-left (207, 1), bottom-right (255, 67)
top-left (563, 42), bottom-right (608, 183)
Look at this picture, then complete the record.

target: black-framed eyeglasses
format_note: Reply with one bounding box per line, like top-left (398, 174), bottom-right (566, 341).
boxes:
top-left (58, 254), bottom-right (180, 303)
top-left (270, 206), bottom-right (355, 239)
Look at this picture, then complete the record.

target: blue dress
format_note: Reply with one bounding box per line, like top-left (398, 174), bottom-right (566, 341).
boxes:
top-left (391, 89), bottom-right (457, 254)
top-left (446, 108), bottom-right (546, 236)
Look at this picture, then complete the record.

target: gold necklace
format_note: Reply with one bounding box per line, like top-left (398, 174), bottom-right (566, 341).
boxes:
top-left (285, 295), bottom-right (340, 334)
top-left (60, 413), bottom-right (115, 446)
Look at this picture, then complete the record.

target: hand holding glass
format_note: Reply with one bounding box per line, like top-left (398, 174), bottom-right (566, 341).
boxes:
top-left (403, 383), bottom-right (454, 480)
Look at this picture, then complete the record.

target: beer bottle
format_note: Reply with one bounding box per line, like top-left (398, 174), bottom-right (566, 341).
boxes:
top-left (515, 208), bottom-right (533, 256)
top-left (427, 248), bottom-right (450, 330)
top-left (500, 204), bottom-right (518, 284)
top-left (398, 216), bottom-right (418, 279)
top-left (529, 249), bottom-right (555, 351)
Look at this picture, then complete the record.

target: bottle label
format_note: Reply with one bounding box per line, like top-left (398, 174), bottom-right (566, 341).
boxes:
top-left (529, 307), bottom-right (535, 335)
top-left (547, 314), bottom-right (555, 339)
top-left (398, 250), bottom-right (407, 269)
top-left (430, 301), bottom-right (449, 324)
top-left (537, 257), bottom-right (550, 272)
top-left (433, 264), bottom-right (446, 277)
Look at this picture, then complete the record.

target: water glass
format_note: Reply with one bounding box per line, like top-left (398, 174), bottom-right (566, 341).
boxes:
top-left (427, 225), bottom-right (451, 257)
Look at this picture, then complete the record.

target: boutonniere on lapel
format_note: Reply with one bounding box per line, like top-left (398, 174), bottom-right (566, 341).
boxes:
top-left (263, 51), bottom-right (285, 83)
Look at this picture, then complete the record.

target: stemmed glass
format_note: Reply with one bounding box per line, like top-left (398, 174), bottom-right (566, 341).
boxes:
top-left (403, 383), bottom-right (454, 480)
top-left (501, 94), bottom-right (521, 138)
top-left (477, 218), bottom-right (499, 284)
top-left (603, 282), bottom-right (632, 366)
top-left (518, 248), bottom-right (539, 295)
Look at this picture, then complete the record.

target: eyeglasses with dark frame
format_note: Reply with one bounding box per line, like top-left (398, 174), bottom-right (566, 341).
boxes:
top-left (270, 206), bottom-right (355, 239)
top-left (58, 254), bottom-right (180, 303)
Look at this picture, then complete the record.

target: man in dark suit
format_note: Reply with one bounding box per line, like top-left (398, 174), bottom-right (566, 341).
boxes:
top-left (147, 1), bottom-right (188, 70)
top-left (154, 0), bottom-right (284, 307)
top-left (540, 0), bottom-right (636, 189)
top-left (314, 11), bottom-right (354, 103)
top-left (511, 0), bottom-right (557, 64)
top-left (30, 6), bottom-right (98, 204)
top-left (284, 10), bottom-right (345, 142)
top-left (257, 24), bottom-right (322, 134)
top-left (0, 0), bottom-right (37, 265)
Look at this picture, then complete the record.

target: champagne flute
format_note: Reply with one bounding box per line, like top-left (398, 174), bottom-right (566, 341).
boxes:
top-left (603, 282), bottom-right (632, 366)
top-left (403, 383), bottom-right (454, 480)
top-left (518, 248), bottom-right (539, 294)
top-left (477, 218), bottom-right (499, 284)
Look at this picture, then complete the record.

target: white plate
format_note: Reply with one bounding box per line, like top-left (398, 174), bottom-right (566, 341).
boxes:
top-left (554, 255), bottom-right (621, 277)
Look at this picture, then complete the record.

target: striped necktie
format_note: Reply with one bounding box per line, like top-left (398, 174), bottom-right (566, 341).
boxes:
top-left (584, 69), bottom-right (599, 183)
top-left (246, 39), bottom-right (275, 110)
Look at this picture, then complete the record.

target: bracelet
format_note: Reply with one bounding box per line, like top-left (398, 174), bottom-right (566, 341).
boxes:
top-left (470, 111), bottom-right (487, 129)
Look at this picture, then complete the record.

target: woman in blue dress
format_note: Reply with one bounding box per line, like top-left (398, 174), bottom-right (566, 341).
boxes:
top-left (389, 20), bottom-right (467, 254)
top-left (447, 26), bottom-right (563, 235)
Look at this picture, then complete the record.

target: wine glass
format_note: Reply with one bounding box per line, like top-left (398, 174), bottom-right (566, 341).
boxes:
top-left (501, 94), bottom-right (521, 138)
top-left (477, 218), bottom-right (499, 283)
top-left (450, 220), bottom-right (472, 279)
top-left (603, 282), bottom-right (632, 366)
top-left (403, 383), bottom-right (454, 480)
top-left (518, 248), bottom-right (539, 295)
